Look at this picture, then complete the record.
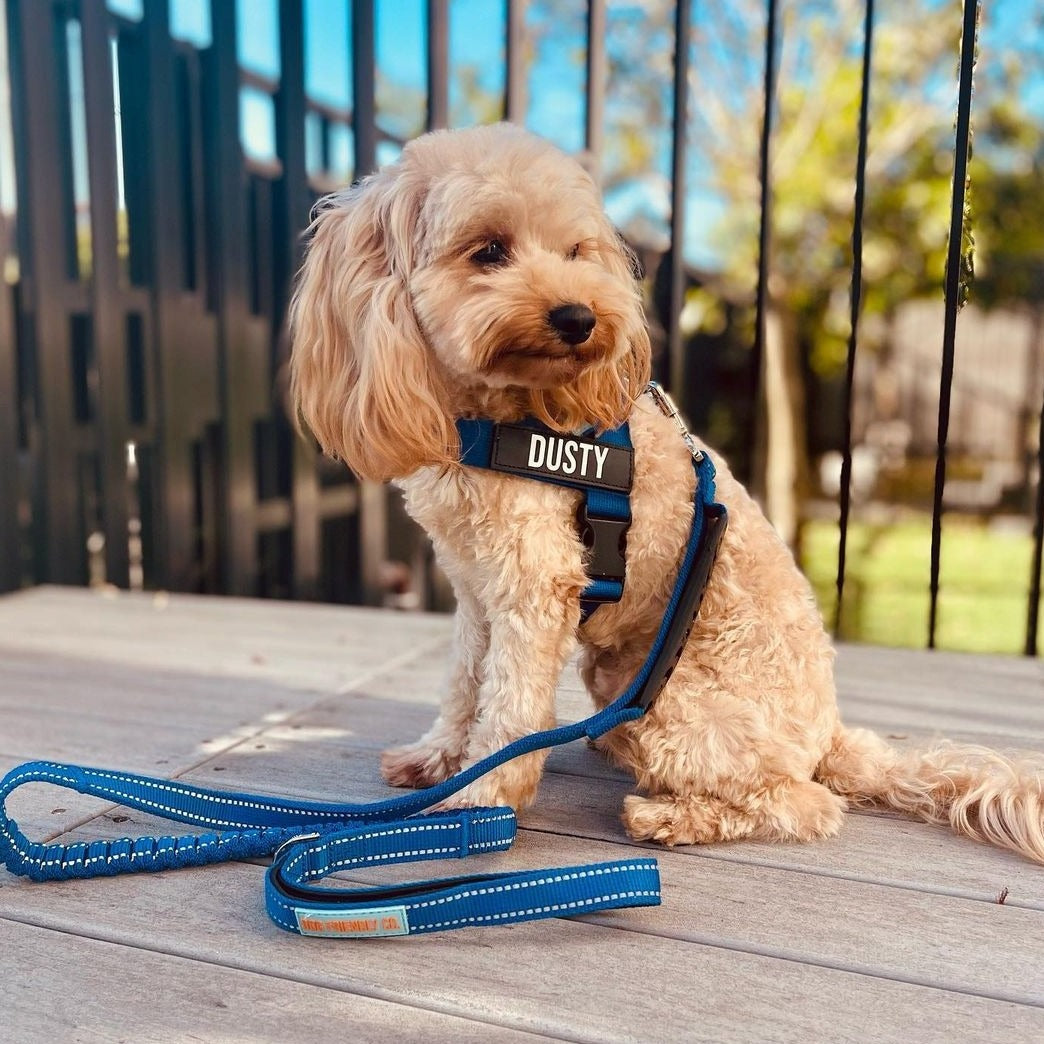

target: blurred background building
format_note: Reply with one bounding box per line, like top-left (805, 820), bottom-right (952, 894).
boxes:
top-left (0, 0), bottom-right (1040, 655)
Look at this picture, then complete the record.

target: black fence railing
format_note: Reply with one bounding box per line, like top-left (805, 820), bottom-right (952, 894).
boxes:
top-left (0, 0), bottom-right (1041, 655)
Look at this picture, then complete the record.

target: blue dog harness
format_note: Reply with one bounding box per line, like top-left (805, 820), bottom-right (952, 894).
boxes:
top-left (0, 385), bottom-right (726, 937)
top-left (456, 416), bottom-right (635, 618)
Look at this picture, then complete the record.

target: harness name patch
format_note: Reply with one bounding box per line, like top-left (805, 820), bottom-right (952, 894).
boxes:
top-left (490, 424), bottom-right (633, 493)
top-left (294, 905), bottom-right (410, 938)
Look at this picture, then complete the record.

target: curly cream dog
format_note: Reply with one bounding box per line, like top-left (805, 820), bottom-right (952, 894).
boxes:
top-left (290, 123), bottom-right (1043, 863)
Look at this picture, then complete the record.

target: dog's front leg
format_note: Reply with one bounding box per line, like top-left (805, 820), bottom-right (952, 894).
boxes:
top-left (438, 569), bottom-right (583, 812)
top-left (381, 588), bottom-right (488, 789)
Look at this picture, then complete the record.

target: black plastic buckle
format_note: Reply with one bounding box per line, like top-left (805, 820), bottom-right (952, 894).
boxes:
top-left (577, 503), bottom-right (630, 583)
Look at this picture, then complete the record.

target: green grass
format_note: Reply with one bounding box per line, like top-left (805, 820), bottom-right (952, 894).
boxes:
top-left (801, 515), bottom-right (1042, 655)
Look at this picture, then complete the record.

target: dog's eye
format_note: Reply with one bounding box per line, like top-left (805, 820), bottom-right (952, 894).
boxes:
top-left (568, 243), bottom-right (581, 260)
top-left (472, 240), bottom-right (509, 266)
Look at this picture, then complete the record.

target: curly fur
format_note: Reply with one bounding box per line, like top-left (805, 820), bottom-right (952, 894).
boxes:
top-left (290, 123), bottom-right (1044, 865)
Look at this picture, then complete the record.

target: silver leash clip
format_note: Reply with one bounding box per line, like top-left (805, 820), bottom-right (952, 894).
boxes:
top-left (272, 831), bottom-right (322, 864)
top-left (645, 382), bottom-right (704, 463)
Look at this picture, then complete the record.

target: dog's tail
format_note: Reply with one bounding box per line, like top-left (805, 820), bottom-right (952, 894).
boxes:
top-left (816, 726), bottom-right (1044, 864)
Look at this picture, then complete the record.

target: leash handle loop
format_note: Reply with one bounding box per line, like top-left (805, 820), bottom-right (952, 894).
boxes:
top-left (0, 760), bottom-right (348, 881)
top-left (266, 811), bottom-right (660, 937)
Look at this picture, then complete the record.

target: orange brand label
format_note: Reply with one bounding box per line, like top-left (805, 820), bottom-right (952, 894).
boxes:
top-left (294, 905), bottom-right (410, 938)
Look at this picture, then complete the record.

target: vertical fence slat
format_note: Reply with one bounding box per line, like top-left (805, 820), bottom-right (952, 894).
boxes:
top-left (140, 1), bottom-right (219, 591)
top-left (584, 0), bottom-right (606, 176)
top-left (80, 0), bottom-right (130, 588)
top-left (751, 0), bottom-right (779, 482)
top-left (1027, 375), bottom-right (1044, 657)
top-left (138, 0), bottom-right (177, 588)
top-left (0, 0), bottom-right (18, 591)
top-left (0, 254), bottom-right (16, 591)
top-left (352, 0), bottom-right (377, 176)
top-left (9, 0), bottom-right (85, 584)
top-left (350, 0), bottom-right (384, 602)
top-left (275, 0), bottom-right (307, 322)
top-left (928, 0), bottom-right (980, 649)
top-left (427, 0), bottom-right (449, 132)
top-left (666, 0), bottom-right (690, 399)
top-left (277, 0), bottom-right (320, 601)
top-left (0, 272), bottom-right (16, 591)
top-left (834, 0), bottom-right (875, 638)
top-left (504, 0), bottom-right (525, 123)
top-left (208, 0), bottom-right (261, 595)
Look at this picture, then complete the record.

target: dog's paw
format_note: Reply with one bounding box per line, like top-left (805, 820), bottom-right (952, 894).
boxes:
top-left (380, 742), bottom-right (462, 789)
top-left (622, 781), bottom-right (847, 847)
top-left (433, 756), bottom-right (543, 812)
top-left (621, 793), bottom-right (725, 846)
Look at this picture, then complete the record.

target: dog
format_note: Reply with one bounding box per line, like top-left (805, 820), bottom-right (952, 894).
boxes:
top-left (289, 123), bottom-right (1043, 864)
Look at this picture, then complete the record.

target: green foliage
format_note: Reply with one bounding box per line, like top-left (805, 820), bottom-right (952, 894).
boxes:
top-left (802, 516), bottom-right (1041, 654)
top-left (970, 100), bottom-right (1044, 307)
top-left (586, 0), bottom-right (1041, 377)
top-left (709, 3), bottom-right (974, 376)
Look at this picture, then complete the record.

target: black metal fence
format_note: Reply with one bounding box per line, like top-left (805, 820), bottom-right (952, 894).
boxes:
top-left (0, 0), bottom-right (1041, 654)
top-left (1, 0), bottom-right (383, 604)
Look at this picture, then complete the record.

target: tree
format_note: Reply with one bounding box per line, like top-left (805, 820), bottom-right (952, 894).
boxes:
top-left (567, 0), bottom-right (1043, 544)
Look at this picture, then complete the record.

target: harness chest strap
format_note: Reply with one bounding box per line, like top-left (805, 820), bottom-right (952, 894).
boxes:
top-left (456, 418), bottom-right (635, 616)
top-left (0, 421), bottom-right (725, 937)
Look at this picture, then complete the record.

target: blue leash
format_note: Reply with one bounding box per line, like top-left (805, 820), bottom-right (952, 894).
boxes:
top-left (0, 450), bottom-right (722, 937)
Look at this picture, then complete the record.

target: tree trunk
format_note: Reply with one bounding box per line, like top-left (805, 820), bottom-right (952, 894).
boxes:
top-left (757, 306), bottom-right (810, 549)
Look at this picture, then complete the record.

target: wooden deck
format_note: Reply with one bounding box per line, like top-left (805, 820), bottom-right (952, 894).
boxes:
top-left (1, 586), bottom-right (1042, 1043)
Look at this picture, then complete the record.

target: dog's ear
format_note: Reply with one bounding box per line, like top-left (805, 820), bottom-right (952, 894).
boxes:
top-left (289, 169), bottom-right (454, 481)
top-left (583, 220), bottom-right (652, 425)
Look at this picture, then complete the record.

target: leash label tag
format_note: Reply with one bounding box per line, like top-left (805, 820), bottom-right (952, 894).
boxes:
top-left (491, 424), bottom-right (632, 493)
top-left (294, 905), bottom-right (410, 938)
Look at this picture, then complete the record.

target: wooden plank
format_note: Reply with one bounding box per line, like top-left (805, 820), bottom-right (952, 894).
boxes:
top-left (836, 643), bottom-right (1044, 737)
top-left (837, 643), bottom-right (1043, 706)
top-left (4, 588), bottom-right (1037, 711)
top-left (0, 919), bottom-right (545, 1043)
top-left (2, 590), bottom-right (1038, 902)
top-left (26, 709), bottom-right (1044, 915)
top-left (155, 696), bottom-right (1044, 909)
top-left (0, 647), bottom-right (329, 763)
top-left (34, 798), bottom-right (1044, 1006)
top-left (2, 589), bottom-right (1043, 1040)
top-left (0, 587), bottom-right (452, 691)
top-left (341, 833), bottom-right (1044, 1007)
top-left (838, 693), bottom-right (1044, 740)
top-left (1, 862), bottom-right (1042, 1043)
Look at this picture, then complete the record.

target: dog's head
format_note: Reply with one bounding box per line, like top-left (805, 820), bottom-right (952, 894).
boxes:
top-left (289, 123), bottom-right (651, 481)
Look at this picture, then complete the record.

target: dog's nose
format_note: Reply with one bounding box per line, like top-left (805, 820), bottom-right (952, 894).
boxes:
top-left (548, 303), bottom-right (596, 345)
